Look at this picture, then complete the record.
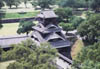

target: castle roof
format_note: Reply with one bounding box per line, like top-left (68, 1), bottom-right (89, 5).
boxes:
top-left (33, 23), bottom-right (62, 33)
top-left (0, 35), bottom-right (28, 48)
top-left (37, 10), bottom-right (58, 18)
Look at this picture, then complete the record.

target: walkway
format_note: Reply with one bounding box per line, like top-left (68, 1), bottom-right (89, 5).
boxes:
top-left (56, 57), bottom-right (71, 69)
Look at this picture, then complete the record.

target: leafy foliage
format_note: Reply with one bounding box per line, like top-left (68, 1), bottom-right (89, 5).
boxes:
top-left (17, 19), bottom-right (35, 35)
top-left (57, 0), bottom-right (76, 8)
top-left (31, 0), bottom-right (56, 10)
top-left (22, 0), bottom-right (30, 8)
top-left (0, 0), bottom-right (4, 8)
top-left (1, 39), bottom-right (57, 69)
top-left (74, 0), bottom-right (89, 8)
top-left (77, 14), bottom-right (100, 43)
top-left (90, 0), bottom-right (100, 12)
top-left (58, 16), bottom-right (84, 32)
top-left (84, 11), bottom-right (94, 19)
top-left (57, 0), bottom-right (91, 8)
top-left (59, 22), bottom-right (74, 32)
top-left (0, 24), bottom-right (3, 29)
top-left (0, 47), bottom-right (3, 54)
top-left (70, 16), bottom-right (84, 29)
top-left (5, 0), bottom-right (21, 8)
top-left (55, 7), bottom-right (72, 22)
top-left (0, 12), bottom-right (5, 29)
top-left (72, 42), bottom-right (100, 69)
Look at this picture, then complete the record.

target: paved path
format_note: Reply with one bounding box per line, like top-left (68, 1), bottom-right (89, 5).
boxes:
top-left (56, 57), bottom-right (71, 69)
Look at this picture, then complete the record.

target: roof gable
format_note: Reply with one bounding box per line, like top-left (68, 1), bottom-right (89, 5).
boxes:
top-left (37, 10), bottom-right (58, 18)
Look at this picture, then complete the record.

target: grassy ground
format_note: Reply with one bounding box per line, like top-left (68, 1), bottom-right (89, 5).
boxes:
top-left (1, 11), bottom-right (39, 19)
top-left (0, 60), bottom-right (15, 69)
top-left (0, 23), bottom-right (19, 36)
top-left (71, 39), bottom-right (84, 60)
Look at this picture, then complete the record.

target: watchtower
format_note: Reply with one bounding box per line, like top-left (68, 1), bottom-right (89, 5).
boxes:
top-left (31, 10), bottom-right (71, 49)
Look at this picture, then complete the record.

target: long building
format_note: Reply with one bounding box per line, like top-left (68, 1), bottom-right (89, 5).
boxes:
top-left (0, 35), bottom-right (28, 48)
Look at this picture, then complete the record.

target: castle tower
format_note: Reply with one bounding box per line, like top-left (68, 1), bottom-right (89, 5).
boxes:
top-left (31, 10), bottom-right (71, 49)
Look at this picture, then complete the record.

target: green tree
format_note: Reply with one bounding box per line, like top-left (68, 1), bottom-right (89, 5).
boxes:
top-left (0, 24), bottom-right (3, 29)
top-left (17, 19), bottom-right (35, 36)
top-left (1, 39), bottom-right (35, 61)
top-left (84, 11), bottom-right (94, 19)
top-left (90, 0), bottom-right (100, 12)
top-left (5, 0), bottom-right (21, 8)
top-left (22, 0), bottom-right (30, 8)
top-left (57, 0), bottom-right (75, 8)
top-left (73, 0), bottom-right (92, 8)
top-left (31, 0), bottom-right (38, 8)
top-left (5, 0), bottom-right (14, 8)
top-left (55, 7), bottom-right (72, 22)
top-left (14, 0), bottom-right (21, 8)
top-left (31, 0), bottom-right (56, 10)
top-left (7, 62), bottom-right (24, 69)
top-left (77, 14), bottom-right (100, 44)
top-left (85, 0), bottom-right (91, 9)
top-left (57, 0), bottom-right (91, 8)
top-left (72, 42), bottom-right (100, 69)
top-left (1, 39), bottom-right (57, 69)
top-left (70, 16), bottom-right (84, 29)
top-left (0, 47), bottom-right (2, 61)
top-left (0, 0), bottom-right (4, 9)
top-left (59, 22), bottom-right (74, 32)
top-left (0, 12), bottom-right (5, 29)
top-left (0, 47), bottom-right (3, 60)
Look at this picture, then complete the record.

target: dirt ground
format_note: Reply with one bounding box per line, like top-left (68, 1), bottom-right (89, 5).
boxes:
top-left (71, 39), bottom-right (84, 59)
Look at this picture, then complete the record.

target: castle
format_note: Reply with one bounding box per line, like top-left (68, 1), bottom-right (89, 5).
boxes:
top-left (31, 10), bottom-right (71, 49)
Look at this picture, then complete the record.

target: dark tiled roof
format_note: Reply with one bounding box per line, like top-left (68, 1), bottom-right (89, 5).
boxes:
top-left (33, 23), bottom-right (62, 33)
top-left (37, 10), bottom-right (58, 18)
top-left (45, 32), bottom-right (63, 41)
top-left (0, 36), bottom-right (28, 48)
top-left (50, 40), bottom-right (71, 48)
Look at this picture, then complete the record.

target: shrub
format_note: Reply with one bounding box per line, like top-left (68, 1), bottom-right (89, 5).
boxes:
top-left (59, 22), bottom-right (74, 32)
top-left (70, 16), bottom-right (84, 29)
top-left (55, 7), bottom-right (73, 22)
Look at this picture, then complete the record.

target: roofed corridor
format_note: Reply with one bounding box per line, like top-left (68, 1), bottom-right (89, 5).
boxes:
top-left (0, 35), bottom-right (28, 48)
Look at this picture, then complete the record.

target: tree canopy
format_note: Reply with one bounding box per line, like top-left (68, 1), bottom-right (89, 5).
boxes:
top-left (0, 24), bottom-right (3, 29)
top-left (59, 22), bottom-right (74, 32)
top-left (70, 16), bottom-right (84, 29)
top-left (0, 13), bottom-right (5, 29)
top-left (31, 0), bottom-right (56, 10)
top-left (72, 42), bottom-right (100, 69)
top-left (55, 7), bottom-right (72, 22)
top-left (5, 0), bottom-right (21, 8)
top-left (57, 0), bottom-right (76, 8)
top-left (77, 14), bottom-right (100, 44)
top-left (1, 39), bottom-right (57, 69)
top-left (17, 19), bottom-right (35, 36)
top-left (0, 0), bottom-right (4, 9)
top-left (57, 0), bottom-right (91, 8)
top-left (22, 0), bottom-right (31, 8)
top-left (90, 0), bottom-right (100, 12)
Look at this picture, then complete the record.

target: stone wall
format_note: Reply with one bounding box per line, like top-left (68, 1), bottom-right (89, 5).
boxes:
top-left (0, 17), bottom-right (35, 23)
